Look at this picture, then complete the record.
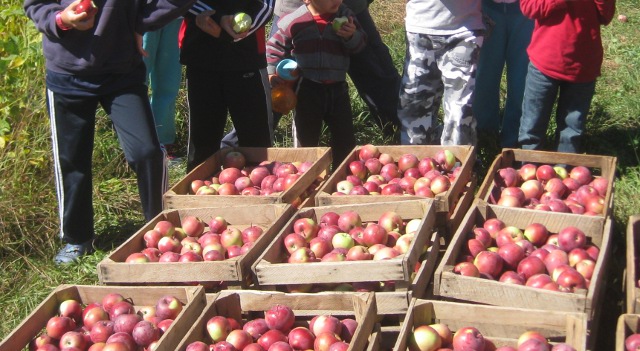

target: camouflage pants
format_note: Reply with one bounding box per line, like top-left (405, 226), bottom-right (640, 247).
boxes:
top-left (398, 30), bottom-right (484, 145)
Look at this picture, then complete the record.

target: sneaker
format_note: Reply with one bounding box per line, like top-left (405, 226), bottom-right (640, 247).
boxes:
top-left (54, 241), bottom-right (94, 265)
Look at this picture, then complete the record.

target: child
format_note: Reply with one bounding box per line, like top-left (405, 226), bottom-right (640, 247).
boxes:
top-left (266, 0), bottom-right (366, 169)
top-left (24, 0), bottom-right (194, 264)
top-left (180, 0), bottom-right (274, 171)
top-left (518, 0), bottom-right (616, 153)
top-left (473, 0), bottom-right (533, 148)
top-left (398, 0), bottom-right (485, 146)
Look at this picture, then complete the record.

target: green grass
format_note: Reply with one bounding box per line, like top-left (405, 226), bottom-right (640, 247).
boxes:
top-left (1, 0), bottom-right (639, 348)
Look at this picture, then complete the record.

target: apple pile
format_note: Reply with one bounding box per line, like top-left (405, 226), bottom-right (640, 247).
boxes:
top-left (626, 333), bottom-right (640, 351)
top-left (125, 215), bottom-right (266, 263)
top-left (453, 218), bottom-right (600, 293)
top-left (281, 210), bottom-right (425, 264)
top-left (332, 144), bottom-right (462, 197)
top-left (29, 293), bottom-right (183, 351)
top-left (408, 324), bottom-right (576, 351)
top-left (189, 151), bottom-right (317, 197)
top-left (185, 304), bottom-right (358, 351)
top-left (490, 163), bottom-right (609, 215)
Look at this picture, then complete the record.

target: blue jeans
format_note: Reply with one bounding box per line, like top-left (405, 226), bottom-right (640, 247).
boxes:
top-left (519, 63), bottom-right (596, 153)
top-left (473, 0), bottom-right (533, 148)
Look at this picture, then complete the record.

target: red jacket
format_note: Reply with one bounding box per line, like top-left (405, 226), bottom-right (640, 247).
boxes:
top-left (520, 0), bottom-right (616, 82)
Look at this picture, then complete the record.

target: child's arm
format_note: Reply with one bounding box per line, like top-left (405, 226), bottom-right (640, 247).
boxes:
top-left (593, 0), bottom-right (616, 25)
top-left (336, 14), bottom-right (366, 54)
top-left (520, 0), bottom-right (567, 19)
top-left (24, 0), bottom-right (94, 37)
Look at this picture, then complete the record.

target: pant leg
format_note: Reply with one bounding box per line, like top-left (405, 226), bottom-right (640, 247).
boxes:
top-left (100, 84), bottom-right (166, 221)
top-left (398, 32), bottom-right (444, 145)
top-left (146, 18), bottom-right (182, 146)
top-left (473, 1), bottom-right (507, 135)
top-left (294, 79), bottom-right (326, 148)
top-left (324, 81), bottom-right (357, 169)
top-left (518, 62), bottom-right (559, 150)
top-left (555, 80), bottom-right (596, 153)
top-left (348, 8), bottom-right (401, 135)
top-left (224, 69), bottom-right (273, 148)
top-left (47, 89), bottom-right (99, 244)
top-left (439, 30), bottom-right (483, 146)
top-left (502, 4), bottom-right (534, 148)
top-left (185, 67), bottom-right (228, 171)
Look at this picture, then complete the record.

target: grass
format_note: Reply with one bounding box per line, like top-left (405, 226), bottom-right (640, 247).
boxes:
top-left (1, 0), bottom-right (639, 348)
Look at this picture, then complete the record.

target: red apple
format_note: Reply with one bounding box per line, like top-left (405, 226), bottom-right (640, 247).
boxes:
top-left (155, 295), bottom-right (182, 320)
top-left (358, 144), bottom-right (380, 161)
top-left (523, 223), bottom-right (549, 247)
top-left (337, 211), bottom-right (362, 232)
top-left (452, 327), bottom-right (484, 351)
top-left (473, 251), bottom-right (504, 279)
top-left (265, 304), bottom-right (295, 333)
top-left (517, 256), bottom-right (546, 280)
top-left (556, 226), bottom-right (587, 252)
top-left (569, 166), bottom-right (592, 185)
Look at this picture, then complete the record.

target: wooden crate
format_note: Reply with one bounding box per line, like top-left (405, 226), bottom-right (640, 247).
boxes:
top-left (253, 200), bottom-right (436, 285)
top-left (434, 201), bottom-right (612, 319)
top-left (0, 285), bottom-right (206, 351)
top-left (98, 204), bottom-right (295, 287)
top-left (476, 148), bottom-right (617, 217)
top-left (365, 323), bottom-right (402, 351)
top-left (617, 313), bottom-right (640, 351)
top-left (314, 145), bottom-right (475, 214)
top-left (627, 215), bottom-right (640, 314)
top-left (395, 298), bottom-right (589, 350)
top-left (175, 290), bottom-right (377, 351)
top-left (163, 147), bottom-right (331, 209)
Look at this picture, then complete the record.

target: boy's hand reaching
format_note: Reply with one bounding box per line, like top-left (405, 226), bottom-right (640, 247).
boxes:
top-left (334, 16), bottom-right (356, 40)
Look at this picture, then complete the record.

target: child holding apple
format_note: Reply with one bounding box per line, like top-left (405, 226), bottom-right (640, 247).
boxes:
top-left (518, 0), bottom-right (616, 153)
top-left (179, 0), bottom-right (275, 171)
top-left (24, 0), bottom-right (195, 264)
top-left (266, 0), bottom-right (366, 169)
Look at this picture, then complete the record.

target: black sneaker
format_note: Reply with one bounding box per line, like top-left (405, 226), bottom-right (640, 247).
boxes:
top-left (54, 241), bottom-right (94, 265)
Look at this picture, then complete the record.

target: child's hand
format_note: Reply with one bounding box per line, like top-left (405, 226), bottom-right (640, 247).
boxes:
top-left (220, 15), bottom-right (250, 40)
top-left (335, 16), bottom-right (356, 40)
top-left (60, 0), bottom-right (95, 31)
top-left (196, 10), bottom-right (222, 38)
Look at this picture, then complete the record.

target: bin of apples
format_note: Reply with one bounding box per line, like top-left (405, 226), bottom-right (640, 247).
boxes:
top-left (407, 324), bottom-right (577, 351)
top-left (332, 146), bottom-right (462, 198)
top-left (189, 151), bottom-right (317, 197)
top-left (280, 209), bottom-right (426, 265)
top-left (123, 215), bottom-right (268, 264)
top-left (29, 293), bottom-right (184, 351)
top-left (184, 304), bottom-right (359, 351)
top-left (452, 218), bottom-right (599, 293)
top-left (488, 163), bottom-right (609, 215)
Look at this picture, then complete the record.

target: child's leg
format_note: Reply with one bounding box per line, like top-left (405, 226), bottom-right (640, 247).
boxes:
top-left (554, 80), bottom-right (596, 153)
top-left (398, 32), bottom-right (443, 145)
top-left (104, 83), bottom-right (166, 222)
top-left (146, 19), bottom-right (182, 146)
top-left (226, 69), bottom-right (273, 149)
top-left (294, 79), bottom-right (327, 148)
top-left (47, 90), bottom-right (99, 244)
top-left (439, 30), bottom-right (483, 146)
top-left (185, 66), bottom-right (228, 171)
top-left (518, 63), bottom-right (559, 150)
top-left (324, 81), bottom-right (356, 169)
top-left (502, 5), bottom-right (534, 148)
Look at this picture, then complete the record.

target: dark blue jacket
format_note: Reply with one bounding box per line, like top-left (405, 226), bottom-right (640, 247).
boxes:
top-left (24, 0), bottom-right (196, 76)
